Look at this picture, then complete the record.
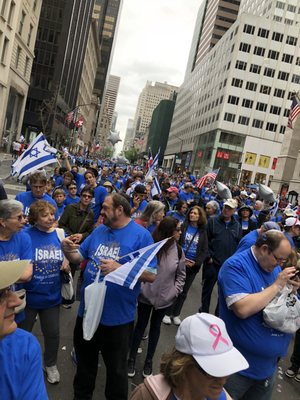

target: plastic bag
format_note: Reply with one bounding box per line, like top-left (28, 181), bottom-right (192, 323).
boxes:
top-left (61, 271), bottom-right (74, 301)
top-left (83, 269), bottom-right (107, 341)
top-left (263, 285), bottom-right (300, 333)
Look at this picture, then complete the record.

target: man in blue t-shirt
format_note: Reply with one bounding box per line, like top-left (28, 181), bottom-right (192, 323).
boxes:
top-left (0, 260), bottom-right (48, 399)
top-left (15, 171), bottom-right (58, 219)
top-left (62, 193), bottom-right (156, 400)
top-left (219, 230), bottom-right (300, 400)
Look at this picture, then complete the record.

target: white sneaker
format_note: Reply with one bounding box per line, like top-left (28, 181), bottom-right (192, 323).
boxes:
top-left (44, 365), bottom-right (60, 384)
top-left (162, 315), bottom-right (172, 325)
top-left (173, 316), bottom-right (182, 326)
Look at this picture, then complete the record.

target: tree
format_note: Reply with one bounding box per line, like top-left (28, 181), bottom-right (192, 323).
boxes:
top-left (124, 147), bottom-right (139, 163)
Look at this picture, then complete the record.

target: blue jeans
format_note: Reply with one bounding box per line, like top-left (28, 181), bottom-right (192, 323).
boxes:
top-left (225, 372), bottom-right (276, 400)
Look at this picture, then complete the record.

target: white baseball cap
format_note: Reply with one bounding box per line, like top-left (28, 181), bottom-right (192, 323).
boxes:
top-left (175, 313), bottom-right (249, 377)
top-left (0, 260), bottom-right (29, 290)
top-left (284, 217), bottom-right (300, 227)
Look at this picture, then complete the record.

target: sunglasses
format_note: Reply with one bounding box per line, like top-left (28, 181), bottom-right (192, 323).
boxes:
top-left (81, 194), bottom-right (93, 199)
top-left (7, 214), bottom-right (26, 222)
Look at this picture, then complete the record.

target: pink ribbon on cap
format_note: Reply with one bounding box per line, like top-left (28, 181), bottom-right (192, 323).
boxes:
top-left (209, 324), bottom-right (229, 351)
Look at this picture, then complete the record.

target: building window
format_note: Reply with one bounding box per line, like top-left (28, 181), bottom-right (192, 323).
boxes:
top-left (277, 71), bottom-right (289, 81)
top-left (256, 102), bottom-right (268, 112)
top-left (270, 105), bottom-right (281, 115)
top-left (18, 10), bottom-right (26, 35)
top-left (33, 0), bottom-right (37, 11)
top-left (246, 81), bottom-right (257, 91)
top-left (24, 56), bottom-right (30, 77)
top-left (258, 28), bottom-right (269, 38)
top-left (1, 36), bottom-right (9, 64)
top-left (27, 24), bottom-right (33, 47)
top-left (260, 85), bottom-right (271, 95)
top-left (238, 116), bottom-right (250, 125)
top-left (276, 1), bottom-right (285, 9)
top-left (264, 67), bottom-right (275, 78)
top-left (268, 50), bottom-right (279, 60)
top-left (292, 74), bottom-right (300, 84)
top-left (274, 88), bottom-right (285, 98)
top-left (228, 95), bottom-right (239, 105)
top-left (242, 99), bottom-right (253, 108)
top-left (243, 24), bottom-right (255, 34)
top-left (280, 126), bottom-right (286, 134)
top-left (297, 57), bottom-right (300, 66)
top-left (283, 109), bottom-right (290, 117)
top-left (272, 32), bottom-right (283, 42)
top-left (235, 60), bottom-right (247, 70)
top-left (15, 45), bottom-right (21, 68)
top-left (239, 42), bottom-right (251, 53)
top-left (224, 113), bottom-right (236, 122)
top-left (250, 64), bottom-right (261, 74)
top-left (286, 35), bottom-right (297, 45)
top-left (266, 122), bottom-right (277, 132)
top-left (282, 53), bottom-right (294, 63)
top-left (287, 4), bottom-right (296, 12)
top-left (231, 78), bottom-right (243, 88)
top-left (273, 15), bottom-right (282, 22)
top-left (285, 18), bottom-right (293, 25)
top-left (7, 1), bottom-right (15, 25)
top-left (0, 0), bottom-right (7, 18)
top-left (253, 46), bottom-right (265, 56)
top-left (252, 119), bottom-right (263, 129)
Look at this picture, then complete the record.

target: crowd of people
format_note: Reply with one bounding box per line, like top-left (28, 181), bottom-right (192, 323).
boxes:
top-left (0, 153), bottom-right (300, 400)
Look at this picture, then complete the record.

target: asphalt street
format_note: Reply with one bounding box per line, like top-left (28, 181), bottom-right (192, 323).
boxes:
top-left (0, 153), bottom-right (299, 400)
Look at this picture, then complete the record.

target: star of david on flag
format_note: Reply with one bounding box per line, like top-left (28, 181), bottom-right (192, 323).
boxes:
top-left (12, 133), bottom-right (58, 179)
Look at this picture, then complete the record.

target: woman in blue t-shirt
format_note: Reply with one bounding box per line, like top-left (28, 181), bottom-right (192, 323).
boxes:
top-left (164, 206), bottom-right (208, 325)
top-left (19, 200), bottom-right (69, 385)
top-left (166, 200), bottom-right (188, 223)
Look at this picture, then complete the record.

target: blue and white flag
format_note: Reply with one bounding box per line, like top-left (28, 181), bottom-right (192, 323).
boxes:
top-left (104, 237), bottom-right (169, 289)
top-left (151, 176), bottom-right (162, 198)
top-left (145, 149), bottom-right (160, 179)
top-left (12, 133), bottom-right (58, 179)
top-left (269, 197), bottom-right (279, 218)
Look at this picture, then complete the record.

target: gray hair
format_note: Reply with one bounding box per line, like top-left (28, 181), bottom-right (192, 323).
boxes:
top-left (141, 200), bottom-right (165, 225)
top-left (0, 200), bottom-right (23, 219)
top-left (206, 200), bottom-right (219, 211)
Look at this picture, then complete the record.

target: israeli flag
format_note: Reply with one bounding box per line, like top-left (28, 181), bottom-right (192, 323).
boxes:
top-left (12, 133), bottom-right (58, 179)
top-left (104, 237), bottom-right (169, 289)
top-left (145, 149), bottom-right (160, 179)
top-left (151, 176), bottom-right (162, 198)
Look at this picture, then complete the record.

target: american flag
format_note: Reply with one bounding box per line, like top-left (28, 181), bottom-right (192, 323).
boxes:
top-left (75, 116), bottom-right (85, 128)
top-left (195, 169), bottom-right (219, 189)
top-left (65, 107), bottom-right (78, 125)
top-left (287, 97), bottom-right (300, 129)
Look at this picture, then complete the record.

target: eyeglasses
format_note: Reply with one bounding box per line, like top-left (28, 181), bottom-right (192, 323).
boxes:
top-left (270, 251), bottom-right (288, 265)
top-left (81, 194), bottom-right (93, 199)
top-left (7, 214), bottom-right (26, 222)
top-left (69, 187), bottom-right (77, 190)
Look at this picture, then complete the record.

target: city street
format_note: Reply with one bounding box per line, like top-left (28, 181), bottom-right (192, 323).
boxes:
top-left (0, 154), bottom-right (299, 400)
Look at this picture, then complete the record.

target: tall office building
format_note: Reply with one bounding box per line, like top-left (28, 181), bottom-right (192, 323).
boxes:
top-left (22, 0), bottom-right (94, 145)
top-left (123, 118), bottom-right (134, 151)
top-left (98, 74), bottom-right (120, 145)
top-left (0, 0), bottom-right (42, 149)
top-left (164, 0), bottom-right (300, 185)
top-left (132, 81), bottom-right (178, 153)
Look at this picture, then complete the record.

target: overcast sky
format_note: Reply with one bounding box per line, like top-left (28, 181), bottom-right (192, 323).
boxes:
top-left (110, 0), bottom-right (201, 153)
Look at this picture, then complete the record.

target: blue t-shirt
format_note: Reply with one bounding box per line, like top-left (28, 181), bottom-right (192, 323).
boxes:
top-left (0, 230), bottom-right (32, 262)
top-left (218, 248), bottom-right (291, 380)
top-left (16, 191), bottom-right (58, 219)
top-left (90, 185), bottom-right (108, 222)
top-left (235, 230), bottom-right (259, 254)
top-left (23, 227), bottom-right (64, 309)
top-left (0, 329), bottom-right (48, 400)
top-left (182, 225), bottom-right (199, 261)
top-left (57, 204), bottom-right (65, 219)
top-left (166, 210), bottom-right (186, 223)
top-left (178, 191), bottom-right (194, 204)
top-left (130, 198), bottom-right (148, 219)
top-left (64, 194), bottom-right (80, 206)
top-left (78, 221), bottom-right (155, 326)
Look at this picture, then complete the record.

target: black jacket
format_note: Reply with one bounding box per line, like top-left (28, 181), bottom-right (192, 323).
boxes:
top-left (207, 215), bottom-right (242, 266)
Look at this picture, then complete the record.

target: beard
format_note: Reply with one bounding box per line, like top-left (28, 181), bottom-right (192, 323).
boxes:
top-left (102, 213), bottom-right (118, 227)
